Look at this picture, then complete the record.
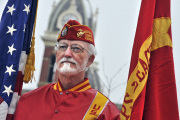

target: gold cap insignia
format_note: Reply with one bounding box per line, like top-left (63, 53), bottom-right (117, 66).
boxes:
top-left (77, 29), bottom-right (85, 38)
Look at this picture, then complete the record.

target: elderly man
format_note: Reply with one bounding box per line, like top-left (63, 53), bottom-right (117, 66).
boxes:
top-left (14, 20), bottom-right (120, 120)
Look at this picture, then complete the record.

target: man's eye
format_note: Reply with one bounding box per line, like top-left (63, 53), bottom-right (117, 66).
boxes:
top-left (60, 45), bottom-right (67, 49)
top-left (73, 47), bottom-right (80, 50)
top-left (72, 47), bottom-right (81, 51)
top-left (59, 45), bottom-right (68, 51)
top-left (72, 47), bottom-right (82, 53)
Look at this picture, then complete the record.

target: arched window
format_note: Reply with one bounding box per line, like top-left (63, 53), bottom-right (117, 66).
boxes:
top-left (47, 54), bottom-right (56, 83)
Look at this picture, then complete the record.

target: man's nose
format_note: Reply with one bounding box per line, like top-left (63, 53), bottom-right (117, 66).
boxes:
top-left (64, 47), bottom-right (73, 58)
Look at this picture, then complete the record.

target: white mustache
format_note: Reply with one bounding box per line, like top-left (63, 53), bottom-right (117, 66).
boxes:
top-left (59, 57), bottom-right (77, 64)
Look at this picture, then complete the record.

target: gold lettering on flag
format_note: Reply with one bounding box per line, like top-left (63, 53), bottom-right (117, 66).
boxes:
top-left (120, 36), bottom-right (152, 120)
top-left (120, 17), bottom-right (172, 120)
top-left (151, 17), bottom-right (172, 51)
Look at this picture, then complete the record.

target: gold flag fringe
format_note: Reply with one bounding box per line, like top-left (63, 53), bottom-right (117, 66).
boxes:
top-left (23, 0), bottom-right (39, 83)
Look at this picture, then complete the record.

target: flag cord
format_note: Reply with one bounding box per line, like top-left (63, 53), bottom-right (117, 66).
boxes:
top-left (23, 0), bottom-right (39, 83)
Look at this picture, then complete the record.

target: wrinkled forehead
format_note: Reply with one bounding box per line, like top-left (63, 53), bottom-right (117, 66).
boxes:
top-left (58, 39), bottom-right (89, 48)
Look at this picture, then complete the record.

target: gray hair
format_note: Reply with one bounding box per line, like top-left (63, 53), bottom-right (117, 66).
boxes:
top-left (87, 43), bottom-right (96, 56)
top-left (54, 42), bottom-right (59, 51)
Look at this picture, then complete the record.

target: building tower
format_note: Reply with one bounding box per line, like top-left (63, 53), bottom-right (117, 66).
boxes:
top-left (38, 0), bottom-right (102, 92)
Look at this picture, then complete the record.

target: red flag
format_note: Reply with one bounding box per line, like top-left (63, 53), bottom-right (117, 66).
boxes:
top-left (120, 0), bottom-right (179, 119)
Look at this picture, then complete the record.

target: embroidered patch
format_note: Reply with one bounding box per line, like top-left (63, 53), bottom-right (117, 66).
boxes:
top-left (84, 30), bottom-right (93, 42)
top-left (61, 26), bottom-right (68, 37)
top-left (77, 29), bottom-right (85, 38)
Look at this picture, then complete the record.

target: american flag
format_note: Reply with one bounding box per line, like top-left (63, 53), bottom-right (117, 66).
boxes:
top-left (0, 0), bottom-right (38, 119)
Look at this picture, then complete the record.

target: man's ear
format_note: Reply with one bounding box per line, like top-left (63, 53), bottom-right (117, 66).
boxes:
top-left (86, 55), bottom-right (95, 67)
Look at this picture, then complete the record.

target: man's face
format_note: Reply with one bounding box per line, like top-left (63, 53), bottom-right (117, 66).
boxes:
top-left (55, 40), bottom-right (90, 75)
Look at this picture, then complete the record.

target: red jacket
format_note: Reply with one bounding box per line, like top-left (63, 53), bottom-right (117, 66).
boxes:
top-left (14, 79), bottom-right (120, 120)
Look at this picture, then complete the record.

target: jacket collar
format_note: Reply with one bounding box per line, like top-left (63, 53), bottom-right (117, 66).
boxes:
top-left (53, 78), bottom-right (92, 92)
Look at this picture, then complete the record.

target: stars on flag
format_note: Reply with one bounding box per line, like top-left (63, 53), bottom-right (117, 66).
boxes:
top-left (5, 64), bottom-right (16, 76)
top-left (0, 0), bottom-right (37, 108)
top-left (6, 24), bottom-right (17, 36)
top-left (6, 4), bottom-right (16, 15)
top-left (7, 44), bottom-right (16, 55)
top-left (23, 4), bottom-right (30, 15)
top-left (2, 85), bottom-right (13, 97)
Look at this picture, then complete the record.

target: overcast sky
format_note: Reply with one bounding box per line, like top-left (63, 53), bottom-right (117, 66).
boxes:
top-left (0, 0), bottom-right (179, 115)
